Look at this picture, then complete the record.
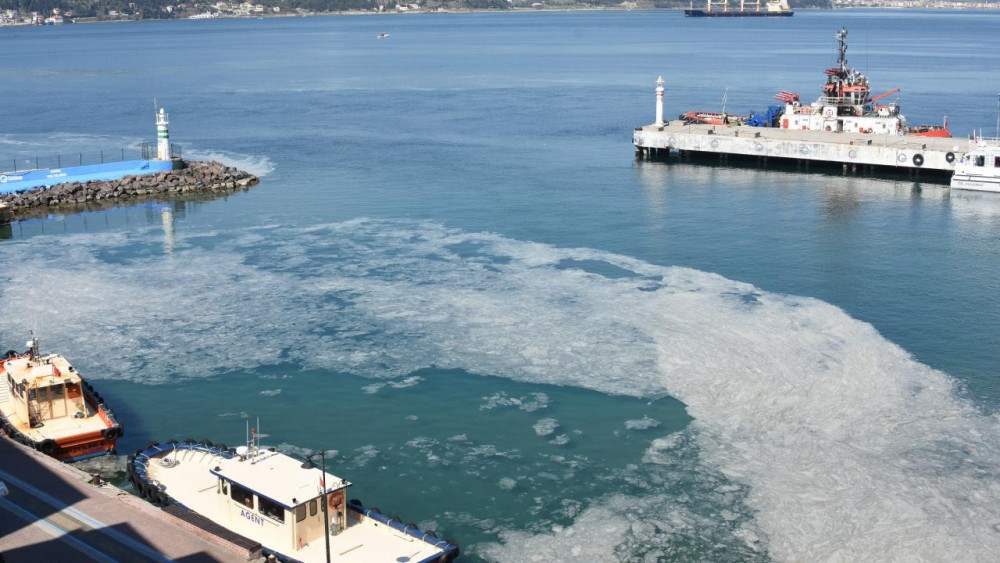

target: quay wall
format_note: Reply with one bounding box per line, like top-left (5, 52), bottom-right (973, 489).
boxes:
top-left (0, 160), bottom-right (259, 220)
top-left (0, 159), bottom-right (179, 194)
top-left (633, 122), bottom-right (967, 181)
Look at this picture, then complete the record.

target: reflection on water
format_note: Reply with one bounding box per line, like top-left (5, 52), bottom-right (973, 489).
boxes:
top-left (949, 190), bottom-right (1000, 228)
top-left (0, 190), bottom-right (246, 242)
top-left (162, 207), bottom-right (175, 255)
top-left (633, 159), bottom-right (957, 224)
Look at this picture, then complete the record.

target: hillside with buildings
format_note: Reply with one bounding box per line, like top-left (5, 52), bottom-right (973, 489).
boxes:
top-left (6, 0), bottom-right (998, 25)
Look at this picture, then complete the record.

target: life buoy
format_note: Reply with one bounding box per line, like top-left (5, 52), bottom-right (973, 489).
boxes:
top-left (912, 154), bottom-right (924, 167)
top-left (329, 493), bottom-right (344, 510)
top-left (946, 152), bottom-right (956, 164)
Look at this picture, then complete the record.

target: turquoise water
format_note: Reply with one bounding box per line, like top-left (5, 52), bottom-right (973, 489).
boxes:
top-left (2, 10), bottom-right (1000, 561)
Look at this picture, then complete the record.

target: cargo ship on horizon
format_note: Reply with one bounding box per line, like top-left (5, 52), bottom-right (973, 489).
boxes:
top-left (685, 0), bottom-right (793, 17)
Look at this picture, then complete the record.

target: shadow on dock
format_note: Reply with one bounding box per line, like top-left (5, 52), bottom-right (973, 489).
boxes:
top-left (0, 436), bottom-right (236, 561)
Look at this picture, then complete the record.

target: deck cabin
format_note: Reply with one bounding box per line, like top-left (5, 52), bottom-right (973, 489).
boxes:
top-left (211, 448), bottom-right (350, 552)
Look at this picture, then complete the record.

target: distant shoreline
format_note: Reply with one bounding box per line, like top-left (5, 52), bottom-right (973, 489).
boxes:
top-left (3, 5), bottom-right (998, 28)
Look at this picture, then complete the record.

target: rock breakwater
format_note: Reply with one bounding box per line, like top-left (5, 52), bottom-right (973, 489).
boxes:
top-left (0, 161), bottom-right (259, 219)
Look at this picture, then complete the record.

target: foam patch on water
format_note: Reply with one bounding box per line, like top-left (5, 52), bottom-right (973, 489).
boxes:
top-left (183, 149), bottom-right (275, 177)
top-left (0, 133), bottom-right (146, 156)
top-left (2, 219), bottom-right (1000, 560)
top-left (532, 418), bottom-right (559, 437)
top-left (74, 454), bottom-right (127, 478)
top-left (625, 416), bottom-right (661, 431)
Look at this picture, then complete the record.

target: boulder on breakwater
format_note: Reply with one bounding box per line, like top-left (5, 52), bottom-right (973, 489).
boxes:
top-left (0, 160), bottom-right (259, 219)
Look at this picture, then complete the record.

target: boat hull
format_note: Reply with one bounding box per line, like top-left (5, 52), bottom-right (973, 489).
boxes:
top-left (907, 127), bottom-right (951, 138)
top-left (684, 9), bottom-right (793, 16)
top-left (951, 175), bottom-right (1000, 192)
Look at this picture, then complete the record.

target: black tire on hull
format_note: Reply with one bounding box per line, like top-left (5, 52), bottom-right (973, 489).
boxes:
top-left (38, 439), bottom-right (57, 454)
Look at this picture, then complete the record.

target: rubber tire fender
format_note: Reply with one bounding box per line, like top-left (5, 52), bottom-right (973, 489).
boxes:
top-left (946, 152), bottom-right (955, 164)
top-left (39, 439), bottom-right (57, 454)
top-left (913, 153), bottom-right (924, 167)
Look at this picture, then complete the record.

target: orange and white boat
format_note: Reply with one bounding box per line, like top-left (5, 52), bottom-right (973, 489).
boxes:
top-left (0, 333), bottom-right (123, 461)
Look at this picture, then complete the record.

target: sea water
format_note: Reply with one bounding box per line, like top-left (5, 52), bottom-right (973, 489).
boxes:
top-left (2, 10), bottom-right (1000, 561)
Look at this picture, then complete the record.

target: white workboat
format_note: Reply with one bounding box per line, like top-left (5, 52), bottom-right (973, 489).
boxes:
top-left (951, 138), bottom-right (1000, 192)
top-left (126, 429), bottom-right (459, 562)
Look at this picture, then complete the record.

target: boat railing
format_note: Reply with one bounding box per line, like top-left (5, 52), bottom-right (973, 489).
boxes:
top-left (1, 142), bottom-right (181, 175)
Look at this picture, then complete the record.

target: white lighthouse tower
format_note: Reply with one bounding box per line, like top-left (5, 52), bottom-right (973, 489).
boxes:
top-left (156, 107), bottom-right (171, 161)
top-left (655, 76), bottom-right (665, 127)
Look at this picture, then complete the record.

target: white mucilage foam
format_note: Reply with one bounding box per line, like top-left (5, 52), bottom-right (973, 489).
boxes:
top-left (1, 218), bottom-right (999, 561)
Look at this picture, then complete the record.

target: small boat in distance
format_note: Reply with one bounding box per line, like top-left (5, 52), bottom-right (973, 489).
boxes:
top-left (377, 32), bottom-right (390, 38)
top-left (685, 0), bottom-right (793, 17)
top-left (127, 424), bottom-right (460, 562)
top-left (951, 137), bottom-right (1000, 192)
top-left (0, 333), bottom-right (123, 461)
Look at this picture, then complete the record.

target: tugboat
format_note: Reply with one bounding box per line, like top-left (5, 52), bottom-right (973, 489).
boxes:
top-left (951, 137), bottom-right (1000, 192)
top-left (681, 28), bottom-right (950, 138)
top-left (0, 333), bottom-right (123, 461)
top-left (685, 0), bottom-right (793, 17)
top-left (126, 424), bottom-right (460, 562)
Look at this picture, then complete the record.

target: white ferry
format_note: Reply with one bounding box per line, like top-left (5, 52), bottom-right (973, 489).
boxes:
top-left (951, 138), bottom-right (1000, 192)
top-left (0, 333), bottom-right (123, 461)
top-left (126, 427), bottom-right (459, 562)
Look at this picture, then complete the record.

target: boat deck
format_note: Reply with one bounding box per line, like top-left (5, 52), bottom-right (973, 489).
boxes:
top-left (146, 447), bottom-right (445, 562)
top-left (0, 400), bottom-right (106, 441)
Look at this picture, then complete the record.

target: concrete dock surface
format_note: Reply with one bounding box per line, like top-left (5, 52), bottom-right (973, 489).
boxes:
top-left (633, 121), bottom-right (969, 180)
top-left (0, 435), bottom-right (246, 562)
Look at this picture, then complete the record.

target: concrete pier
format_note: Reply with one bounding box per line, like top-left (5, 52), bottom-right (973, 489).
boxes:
top-left (0, 435), bottom-right (252, 562)
top-left (633, 121), bottom-right (966, 182)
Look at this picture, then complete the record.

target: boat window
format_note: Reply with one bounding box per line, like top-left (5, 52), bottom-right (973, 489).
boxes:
top-left (65, 382), bottom-right (82, 399)
top-left (259, 497), bottom-right (285, 523)
top-left (975, 155), bottom-right (986, 167)
top-left (295, 504), bottom-right (307, 522)
top-left (51, 383), bottom-right (65, 398)
top-left (994, 156), bottom-right (1000, 168)
top-left (309, 499), bottom-right (317, 517)
top-left (230, 483), bottom-right (254, 509)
